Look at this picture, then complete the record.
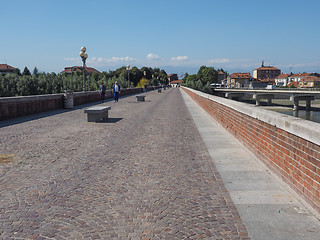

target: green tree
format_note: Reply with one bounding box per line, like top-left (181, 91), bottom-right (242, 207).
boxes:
top-left (197, 66), bottom-right (218, 84)
top-left (130, 67), bottom-right (143, 86)
top-left (22, 67), bottom-right (31, 76)
top-left (33, 67), bottom-right (39, 77)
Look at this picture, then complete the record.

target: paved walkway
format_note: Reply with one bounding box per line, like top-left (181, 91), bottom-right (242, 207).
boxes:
top-left (1, 89), bottom-right (248, 239)
top-left (0, 88), bottom-right (319, 240)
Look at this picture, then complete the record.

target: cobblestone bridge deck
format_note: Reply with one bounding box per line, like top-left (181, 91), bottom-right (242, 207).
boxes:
top-left (0, 88), bottom-right (319, 239)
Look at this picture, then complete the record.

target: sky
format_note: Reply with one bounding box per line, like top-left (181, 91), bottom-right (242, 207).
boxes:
top-left (1, 0), bottom-right (320, 76)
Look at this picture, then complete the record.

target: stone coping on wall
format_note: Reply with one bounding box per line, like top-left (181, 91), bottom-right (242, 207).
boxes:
top-left (183, 87), bottom-right (320, 146)
top-left (0, 94), bottom-right (63, 102)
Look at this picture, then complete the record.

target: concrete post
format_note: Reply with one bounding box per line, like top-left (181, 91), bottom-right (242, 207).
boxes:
top-left (293, 99), bottom-right (299, 111)
top-left (306, 100), bottom-right (311, 111)
top-left (267, 98), bottom-right (272, 105)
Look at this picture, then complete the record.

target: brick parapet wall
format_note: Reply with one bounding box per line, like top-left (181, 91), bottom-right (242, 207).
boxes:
top-left (182, 87), bottom-right (320, 214)
top-left (0, 88), bottom-right (144, 121)
top-left (0, 94), bottom-right (63, 120)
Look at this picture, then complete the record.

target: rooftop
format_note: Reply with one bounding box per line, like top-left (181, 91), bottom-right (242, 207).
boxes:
top-left (229, 72), bottom-right (252, 78)
top-left (0, 64), bottom-right (17, 70)
top-left (276, 73), bottom-right (292, 79)
top-left (300, 76), bottom-right (320, 82)
top-left (62, 66), bottom-right (101, 74)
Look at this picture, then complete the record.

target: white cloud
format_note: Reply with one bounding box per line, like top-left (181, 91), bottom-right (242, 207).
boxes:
top-left (109, 56), bottom-right (137, 62)
top-left (147, 53), bottom-right (161, 61)
top-left (171, 56), bottom-right (188, 61)
top-left (208, 58), bottom-right (230, 64)
top-left (65, 56), bottom-right (136, 64)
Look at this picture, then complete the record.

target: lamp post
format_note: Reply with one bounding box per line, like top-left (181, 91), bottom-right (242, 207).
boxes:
top-left (144, 71), bottom-right (147, 92)
top-left (79, 46), bottom-right (88, 92)
top-left (126, 65), bottom-right (131, 89)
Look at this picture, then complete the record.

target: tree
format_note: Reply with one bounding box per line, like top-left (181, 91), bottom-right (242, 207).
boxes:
top-left (22, 67), bottom-right (31, 76)
top-left (130, 67), bottom-right (143, 86)
top-left (197, 66), bottom-right (218, 84)
top-left (33, 67), bottom-right (39, 77)
top-left (14, 68), bottom-right (21, 76)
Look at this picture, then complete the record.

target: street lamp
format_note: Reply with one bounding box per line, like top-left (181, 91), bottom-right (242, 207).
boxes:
top-left (79, 46), bottom-right (88, 91)
top-left (126, 65), bottom-right (131, 89)
top-left (144, 70), bottom-right (147, 92)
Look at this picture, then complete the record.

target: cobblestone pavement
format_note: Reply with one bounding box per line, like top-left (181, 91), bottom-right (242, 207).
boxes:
top-left (0, 89), bottom-right (249, 240)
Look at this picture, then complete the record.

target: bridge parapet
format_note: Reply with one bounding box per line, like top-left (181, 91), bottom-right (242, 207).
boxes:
top-left (183, 86), bottom-right (320, 214)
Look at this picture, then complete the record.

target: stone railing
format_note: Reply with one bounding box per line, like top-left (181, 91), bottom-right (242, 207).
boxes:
top-left (182, 86), bottom-right (320, 214)
top-left (0, 88), bottom-right (144, 121)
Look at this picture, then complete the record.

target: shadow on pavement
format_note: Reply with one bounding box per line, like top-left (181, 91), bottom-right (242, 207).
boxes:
top-left (102, 117), bottom-right (123, 123)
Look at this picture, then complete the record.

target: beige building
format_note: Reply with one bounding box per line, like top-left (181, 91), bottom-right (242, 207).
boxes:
top-left (299, 76), bottom-right (320, 88)
top-left (227, 73), bottom-right (253, 88)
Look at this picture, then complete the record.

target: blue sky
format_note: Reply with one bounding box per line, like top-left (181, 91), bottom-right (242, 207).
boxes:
top-left (1, 0), bottom-right (320, 75)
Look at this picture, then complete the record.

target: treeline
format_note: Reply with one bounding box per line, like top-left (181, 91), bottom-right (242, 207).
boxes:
top-left (0, 66), bottom-right (168, 97)
top-left (183, 66), bottom-right (226, 93)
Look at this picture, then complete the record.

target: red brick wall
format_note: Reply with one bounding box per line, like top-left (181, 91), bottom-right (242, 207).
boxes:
top-left (183, 87), bottom-right (320, 214)
top-left (0, 95), bottom-right (63, 120)
top-left (0, 88), bottom-right (144, 121)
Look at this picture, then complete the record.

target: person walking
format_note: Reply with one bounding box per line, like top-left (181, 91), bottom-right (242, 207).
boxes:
top-left (99, 82), bottom-right (106, 102)
top-left (113, 81), bottom-right (120, 102)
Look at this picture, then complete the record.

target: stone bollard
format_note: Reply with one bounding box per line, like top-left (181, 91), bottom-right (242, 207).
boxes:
top-left (63, 90), bottom-right (74, 109)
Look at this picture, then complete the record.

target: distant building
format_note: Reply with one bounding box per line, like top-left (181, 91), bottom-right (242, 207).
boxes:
top-left (252, 61), bottom-right (281, 80)
top-left (168, 74), bottom-right (178, 83)
top-left (275, 73), bottom-right (292, 86)
top-left (0, 64), bottom-right (18, 76)
top-left (289, 73), bottom-right (320, 84)
top-left (227, 73), bottom-right (253, 88)
top-left (62, 66), bottom-right (101, 75)
top-left (217, 71), bottom-right (227, 83)
top-left (170, 80), bottom-right (183, 87)
top-left (299, 76), bottom-right (320, 88)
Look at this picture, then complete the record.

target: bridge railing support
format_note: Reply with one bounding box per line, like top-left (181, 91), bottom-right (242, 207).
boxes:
top-left (289, 95), bottom-right (314, 111)
top-left (253, 94), bottom-right (274, 106)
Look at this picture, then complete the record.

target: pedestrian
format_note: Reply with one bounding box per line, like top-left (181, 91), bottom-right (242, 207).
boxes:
top-left (99, 82), bottom-right (106, 102)
top-left (113, 81), bottom-right (120, 102)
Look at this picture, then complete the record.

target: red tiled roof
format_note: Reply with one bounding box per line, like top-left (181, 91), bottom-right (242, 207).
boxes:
top-left (254, 66), bottom-right (280, 71)
top-left (288, 81), bottom-right (299, 87)
top-left (0, 64), bottom-right (16, 70)
top-left (290, 73), bottom-right (312, 78)
top-left (276, 73), bottom-right (292, 79)
top-left (229, 73), bottom-right (252, 79)
top-left (62, 66), bottom-right (101, 74)
top-left (299, 76), bottom-right (320, 82)
top-left (170, 80), bottom-right (183, 84)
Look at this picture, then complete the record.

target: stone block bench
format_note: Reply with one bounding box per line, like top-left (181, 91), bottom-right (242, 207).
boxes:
top-left (136, 95), bottom-right (146, 102)
top-left (84, 106), bottom-right (111, 122)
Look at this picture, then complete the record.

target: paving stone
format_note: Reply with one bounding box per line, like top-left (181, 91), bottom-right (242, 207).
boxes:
top-left (0, 89), bottom-right (249, 239)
